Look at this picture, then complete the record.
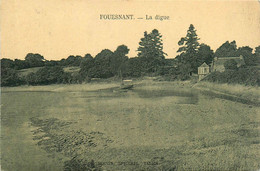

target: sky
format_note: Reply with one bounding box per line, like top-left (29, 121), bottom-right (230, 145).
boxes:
top-left (1, 0), bottom-right (260, 60)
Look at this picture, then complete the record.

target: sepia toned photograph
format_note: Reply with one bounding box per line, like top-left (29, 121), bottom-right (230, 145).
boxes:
top-left (1, 0), bottom-right (260, 170)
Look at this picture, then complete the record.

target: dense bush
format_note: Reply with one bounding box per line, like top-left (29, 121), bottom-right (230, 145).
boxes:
top-left (122, 58), bottom-right (143, 77)
top-left (122, 57), bottom-right (167, 78)
top-left (25, 53), bottom-right (45, 68)
top-left (224, 59), bottom-right (238, 70)
top-left (60, 55), bottom-right (83, 67)
top-left (203, 67), bottom-right (260, 86)
top-left (25, 66), bottom-right (66, 85)
top-left (1, 58), bottom-right (15, 69)
top-left (1, 67), bottom-right (23, 86)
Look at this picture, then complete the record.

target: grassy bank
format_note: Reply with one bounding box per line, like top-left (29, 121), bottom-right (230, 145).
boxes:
top-left (194, 81), bottom-right (260, 104)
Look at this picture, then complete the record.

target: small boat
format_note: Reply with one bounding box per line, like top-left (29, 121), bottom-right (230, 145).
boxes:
top-left (120, 80), bottom-right (134, 89)
top-left (120, 84), bottom-right (134, 89)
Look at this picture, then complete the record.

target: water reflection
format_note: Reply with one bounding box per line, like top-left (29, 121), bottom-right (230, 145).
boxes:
top-left (133, 89), bottom-right (198, 104)
top-left (68, 88), bottom-right (199, 105)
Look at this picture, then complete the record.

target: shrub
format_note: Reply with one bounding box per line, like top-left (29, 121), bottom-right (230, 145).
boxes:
top-left (203, 67), bottom-right (260, 86)
top-left (25, 66), bottom-right (65, 85)
top-left (224, 59), bottom-right (238, 70)
top-left (1, 67), bottom-right (23, 86)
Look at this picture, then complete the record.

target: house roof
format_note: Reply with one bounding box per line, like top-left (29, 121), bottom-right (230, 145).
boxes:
top-left (199, 62), bottom-right (209, 68)
top-left (214, 56), bottom-right (245, 66)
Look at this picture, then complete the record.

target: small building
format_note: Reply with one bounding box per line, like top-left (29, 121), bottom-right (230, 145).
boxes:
top-left (212, 55), bottom-right (245, 72)
top-left (198, 62), bottom-right (210, 80)
top-left (197, 55), bottom-right (245, 81)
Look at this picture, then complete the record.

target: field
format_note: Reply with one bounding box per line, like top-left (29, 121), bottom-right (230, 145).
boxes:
top-left (17, 67), bottom-right (43, 77)
top-left (1, 81), bottom-right (260, 171)
top-left (16, 66), bottom-right (80, 78)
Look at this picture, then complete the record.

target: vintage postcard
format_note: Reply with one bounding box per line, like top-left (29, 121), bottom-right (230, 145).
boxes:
top-left (1, 0), bottom-right (260, 170)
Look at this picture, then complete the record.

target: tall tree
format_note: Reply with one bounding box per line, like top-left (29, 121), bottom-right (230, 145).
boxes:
top-left (137, 29), bottom-right (166, 73)
top-left (176, 24), bottom-right (200, 73)
top-left (177, 24), bottom-right (200, 55)
top-left (255, 46), bottom-right (260, 56)
top-left (215, 42), bottom-right (259, 66)
top-left (80, 53), bottom-right (94, 78)
top-left (1, 58), bottom-right (14, 69)
top-left (64, 55), bottom-right (83, 66)
top-left (137, 29), bottom-right (166, 60)
top-left (254, 46), bottom-right (260, 65)
top-left (197, 44), bottom-right (214, 65)
top-left (214, 41), bottom-right (237, 57)
top-left (90, 49), bottom-right (114, 78)
top-left (111, 45), bottom-right (129, 76)
top-left (236, 46), bottom-right (255, 66)
top-left (14, 59), bottom-right (29, 69)
top-left (1, 67), bottom-right (21, 86)
top-left (83, 53), bottom-right (93, 61)
top-left (25, 53), bottom-right (45, 67)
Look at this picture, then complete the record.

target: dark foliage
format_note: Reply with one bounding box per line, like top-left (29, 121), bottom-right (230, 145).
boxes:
top-left (1, 58), bottom-right (15, 69)
top-left (111, 45), bottom-right (129, 76)
top-left (203, 67), bottom-right (260, 86)
top-left (137, 29), bottom-right (166, 59)
top-left (1, 67), bottom-right (23, 86)
top-left (224, 59), bottom-right (238, 70)
top-left (236, 46), bottom-right (259, 66)
top-left (176, 25), bottom-right (214, 74)
top-left (80, 45), bottom-right (130, 79)
top-left (60, 55), bottom-right (84, 67)
top-left (122, 57), bottom-right (143, 77)
top-left (214, 41), bottom-right (237, 57)
top-left (25, 66), bottom-right (66, 85)
top-left (197, 44), bottom-right (214, 65)
top-left (14, 59), bottom-right (30, 69)
top-left (214, 42), bottom-right (259, 66)
top-left (177, 24), bottom-right (200, 55)
top-left (136, 29), bottom-right (167, 73)
top-left (45, 60), bottom-right (60, 67)
top-left (89, 49), bottom-right (114, 78)
top-left (79, 56), bottom-right (95, 80)
top-left (25, 53), bottom-right (45, 68)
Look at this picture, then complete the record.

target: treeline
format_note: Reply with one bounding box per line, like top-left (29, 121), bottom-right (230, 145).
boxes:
top-left (1, 25), bottom-right (260, 87)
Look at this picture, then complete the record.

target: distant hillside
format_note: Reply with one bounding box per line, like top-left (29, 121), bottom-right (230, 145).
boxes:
top-left (17, 66), bottom-right (81, 78)
top-left (63, 66), bottom-right (80, 73)
top-left (17, 67), bottom-right (43, 77)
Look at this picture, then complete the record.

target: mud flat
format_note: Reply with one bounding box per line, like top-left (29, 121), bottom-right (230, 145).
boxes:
top-left (1, 81), bottom-right (259, 170)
